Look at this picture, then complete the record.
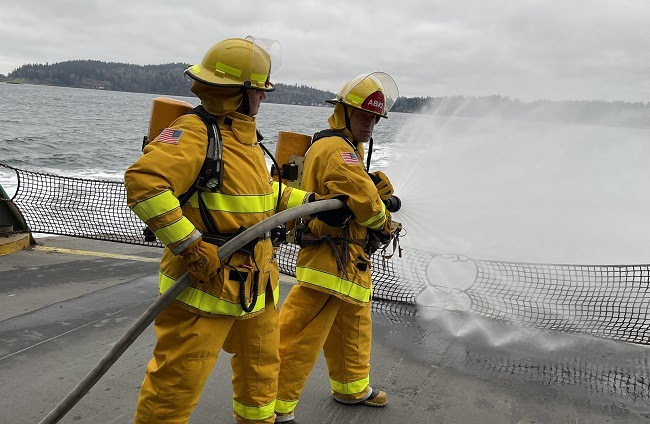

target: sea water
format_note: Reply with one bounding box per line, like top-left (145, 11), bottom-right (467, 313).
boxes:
top-left (0, 82), bottom-right (408, 185)
top-left (2, 82), bottom-right (650, 265)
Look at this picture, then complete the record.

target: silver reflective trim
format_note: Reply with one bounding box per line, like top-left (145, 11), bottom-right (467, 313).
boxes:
top-left (274, 413), bottom-right (295, 423)
top-left (172, 230), bottom-right (202, 255)
top-left (332, 386), bottom-right (373, 404)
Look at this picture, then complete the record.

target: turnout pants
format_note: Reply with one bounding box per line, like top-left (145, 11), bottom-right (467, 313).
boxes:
top-left (134, 290), bottom-right (279, 424)
top-left (275, 284), bottom-right (372, 415)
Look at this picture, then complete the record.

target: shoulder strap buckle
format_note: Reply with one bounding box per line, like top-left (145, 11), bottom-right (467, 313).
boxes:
top-left (190, 106), bottom-right (223, 193)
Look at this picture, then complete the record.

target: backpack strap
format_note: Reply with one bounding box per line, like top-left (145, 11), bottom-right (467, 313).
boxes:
top-left (311, 129), bottom-right (371, 172)
top-left (177, 105), bottom-right (223, 206)
top-left (175, 106), bottom-right (224, 236)
top-left (312, 129), bottom-right (352, 146)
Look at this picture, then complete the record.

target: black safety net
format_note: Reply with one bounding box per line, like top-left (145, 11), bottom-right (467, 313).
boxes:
top-left (468, 261), bottom-right (650, 344)
top-left (2, 164), bottom-right (152, 246)
top-left (2, 163), bottom-right (649, 345)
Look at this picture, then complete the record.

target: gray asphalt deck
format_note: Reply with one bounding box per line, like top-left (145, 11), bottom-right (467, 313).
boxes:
top-left (1, 236), bottom-right (649, 423)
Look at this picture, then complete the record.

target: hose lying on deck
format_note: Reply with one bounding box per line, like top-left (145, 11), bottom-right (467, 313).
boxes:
top-left (38, 198), bottom-right (344, 424)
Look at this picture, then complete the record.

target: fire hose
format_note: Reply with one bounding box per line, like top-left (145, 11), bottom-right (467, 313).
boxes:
top-left (39, 198), bottom-right (344, 424)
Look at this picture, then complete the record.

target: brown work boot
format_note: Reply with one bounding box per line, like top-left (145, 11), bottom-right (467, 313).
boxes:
top-left (332, 386), bottom-right (388, 407)
top-left (362, 387), bottom-right (388, 407)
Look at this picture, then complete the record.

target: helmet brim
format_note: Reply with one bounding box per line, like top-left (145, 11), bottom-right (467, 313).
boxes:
top-left (326, 98), bottom-right (388, 118)
top-left (185, 67), bottom-right (276, 92)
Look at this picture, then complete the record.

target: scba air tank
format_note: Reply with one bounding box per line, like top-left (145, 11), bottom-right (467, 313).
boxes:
top-left (271, 131), bottom-right (312, 188)
top-left (144, 97), bottom-right (194, 147)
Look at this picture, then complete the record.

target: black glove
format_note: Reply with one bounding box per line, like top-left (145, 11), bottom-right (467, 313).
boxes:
top-left (367, 229), bottom-right (391, 255)
top-left (310, 194), bottom-right (352, 228)
top-left (366, 220), bottom-right (403, 256)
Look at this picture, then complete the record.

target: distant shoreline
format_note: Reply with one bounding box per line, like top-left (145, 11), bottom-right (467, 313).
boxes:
top-left (4, 60), bottom-right (650, 128)
top-left (2, 80), bottom-right (335, 109)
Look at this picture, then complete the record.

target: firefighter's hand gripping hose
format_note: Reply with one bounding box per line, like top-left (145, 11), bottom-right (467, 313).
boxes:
top-left (38, 198), bottom-right (345, 424)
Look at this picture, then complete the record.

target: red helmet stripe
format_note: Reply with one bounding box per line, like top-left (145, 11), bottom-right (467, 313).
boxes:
top-left (361, 91), bottom-right (385, 114)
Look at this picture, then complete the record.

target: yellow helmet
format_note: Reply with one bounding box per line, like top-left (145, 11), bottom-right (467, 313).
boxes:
top-left (185, 37), bottom-right (280, 92)
top-left (327, 72), bottom-right (399, 118)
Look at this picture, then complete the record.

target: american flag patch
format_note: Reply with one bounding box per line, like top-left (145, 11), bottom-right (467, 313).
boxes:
top-left (340, 152), bottom-right (360, 165)
top-left (158, 128), bottom-right (183, 144)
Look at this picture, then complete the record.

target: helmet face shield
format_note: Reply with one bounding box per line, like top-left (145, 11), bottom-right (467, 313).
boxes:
top-left (329, 72), bottom-right (399, 118)
top-left (369, 72), bottom-right (398, 113)
top-left (245, 36), bottom-right (282, 90)
top-left (185, 37), bottom-right (281, 92)
top-left (246, 36), bottom-right (282, 74)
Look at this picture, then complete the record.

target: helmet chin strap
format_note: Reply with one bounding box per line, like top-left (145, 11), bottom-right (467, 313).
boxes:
top-left (343, 104), bottom-right (352, 132)
top-left (343, 104), bottom-right (373, 172)
top-left (366, 137), bottom-right (373, 172)
top-left (240, 87), bottom-right (251, 116)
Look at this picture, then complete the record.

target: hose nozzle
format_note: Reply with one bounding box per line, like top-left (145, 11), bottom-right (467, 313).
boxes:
top-left (383, 195), bottom-right (401, 213)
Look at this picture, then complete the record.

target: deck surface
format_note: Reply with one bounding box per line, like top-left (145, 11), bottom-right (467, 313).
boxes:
top-left (1, 236), bottom-right (649, 423)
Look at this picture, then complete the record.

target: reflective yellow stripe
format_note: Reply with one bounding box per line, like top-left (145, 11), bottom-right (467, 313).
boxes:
top-left (271, 182), bottom-right (310, 210)
top-left (270, 182), bottom-right (285, 204)
top-left (189, 192), bottom-right (275, 213)
top-left (330, 376), bottom-right (369, 395)
top-left (271, 181), bottom-right (283, 206)
top-left (287, 186), bottom-right (309, 209)
top-left (346, 93), bottom-right (365, 107)
top-left (154, 217), bottom-right (196, 246)
top-left (250, 72), bottom-right (267, 83)
top-left (358, 203), bottom-right (386, 229)
top-left (216, 61), bottom-right (242, 77)
top-left (233, 399), bottom-right (275, 421)
top-left (159, 273), bottom-right (280, 316)
top-left (366, 217), bottom-right (385, 230)
top-left (131, 190), bottom-right (179, 222)
top-left (296, 266), bottom-right (371, 303)
top-left (275, 398), bottom-right (298, 414)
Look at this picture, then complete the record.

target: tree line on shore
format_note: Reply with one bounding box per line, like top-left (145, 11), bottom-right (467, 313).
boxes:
top-left (3, 60), bottom-right (649, 128)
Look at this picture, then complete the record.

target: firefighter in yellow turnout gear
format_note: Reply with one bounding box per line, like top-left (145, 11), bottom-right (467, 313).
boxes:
top-left (124, 37), bottom-right (312, 424)
top-left (275, 73), bottom-right (400, 423)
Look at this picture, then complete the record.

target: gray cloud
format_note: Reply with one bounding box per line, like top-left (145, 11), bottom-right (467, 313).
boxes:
top-left (0, 0), bottom-right (648, 102)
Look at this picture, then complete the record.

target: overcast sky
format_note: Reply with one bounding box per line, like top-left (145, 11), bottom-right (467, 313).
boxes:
top-left (1, 0), bottom-right (648, 102)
